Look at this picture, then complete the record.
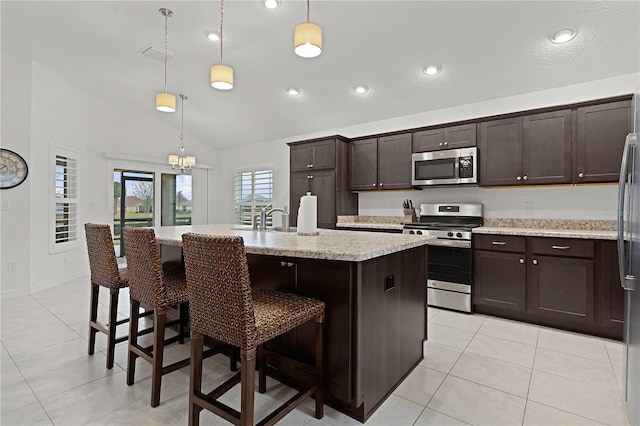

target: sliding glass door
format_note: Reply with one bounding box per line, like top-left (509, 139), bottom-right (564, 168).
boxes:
top-left (113, 170), bottom-right (154, 257)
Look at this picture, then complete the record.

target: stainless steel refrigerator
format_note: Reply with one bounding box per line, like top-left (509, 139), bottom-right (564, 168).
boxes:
top-left (617, 88), bottom-right (640, 426)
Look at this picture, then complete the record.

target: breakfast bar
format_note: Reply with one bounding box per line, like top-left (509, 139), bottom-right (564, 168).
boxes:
top-left (153, 224), bottom-right (432, 422)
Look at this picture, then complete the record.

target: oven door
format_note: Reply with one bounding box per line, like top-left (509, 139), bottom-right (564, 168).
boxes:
top-left (427, 244), bottom-right (471, 285)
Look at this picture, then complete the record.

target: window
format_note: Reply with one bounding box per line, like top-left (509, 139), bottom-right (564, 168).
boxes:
top-left (234, 168), bottom-right (273, 225)
top-left (50, 146), bottom-right (79, 253)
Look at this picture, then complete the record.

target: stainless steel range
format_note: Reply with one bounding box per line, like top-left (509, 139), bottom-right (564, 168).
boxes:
top-left (403, 203), bottom-right (483, 312)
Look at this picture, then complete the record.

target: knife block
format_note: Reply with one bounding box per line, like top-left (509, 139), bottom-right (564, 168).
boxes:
top-left (403, 209), bottom-right (417, 224)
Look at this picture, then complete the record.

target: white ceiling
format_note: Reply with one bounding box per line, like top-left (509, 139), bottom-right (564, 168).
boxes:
top-left (3, 1), bottom-right (639, 149)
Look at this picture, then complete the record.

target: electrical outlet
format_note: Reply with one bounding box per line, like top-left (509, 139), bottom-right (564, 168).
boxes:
top-left (524, 202), bottom-right (533, 214)
top-left (7, 261), bottom-right (16, 272)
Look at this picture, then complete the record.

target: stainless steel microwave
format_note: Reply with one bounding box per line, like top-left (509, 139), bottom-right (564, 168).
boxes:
top-left (412, 147), bottom-right (477, 186)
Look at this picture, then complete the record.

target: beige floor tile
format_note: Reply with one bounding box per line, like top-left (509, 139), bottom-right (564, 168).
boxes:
top-left (2, 322), bottom-right (81, 356)
top-left (606, 339), bottom-right (624, 367)
top-left (523, 401), bottom-right (605, 425)
top-left (0, 296), bottom-right (43, 314)
top-left (414, 407), bottom-right (470, 425)
top-left (0, 342), bottom-right (10, 359)
top-left (534, 347), bottom-right (619, 391)
top-left (429, 310), bottom-right (486, 333)
top-left (363, 394), bottom-right (424, 425)
top-left (393, 365), bottom-right (446, 405)
top-left (528, 370), bottom-right (630, 425)
top-left (0, 308), bottom-right (66, 341)
top-left (12, 335), bottom-right (95, 365)
top-left (421, 341), bottom-right (463, 373)
top-left (86, 393), bottom-right (189, 425)
top-left (40, 371), bottom-right (147, 425)
top-left (537, 329), bottom-right (609, 362)
top-left (0, 358), bottom-right (38, 415)
top-left (0, 401), bottom-right (52, 426)
top-left (427, 324), bottom-right (475, 350)
top-left (466, 333), bottom-right (536, 368)
top-left (427, 375), bottom-right (526, 425)
top-left (477, 317), bottom-right (539, 346)
top-left (449, 351), bottom-right (532, 397)
top-left (427, 307), bottom-right (443, 320)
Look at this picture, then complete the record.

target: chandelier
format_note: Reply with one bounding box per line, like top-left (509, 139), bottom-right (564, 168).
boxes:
top-left (168, 94), bottom-right (196, 173)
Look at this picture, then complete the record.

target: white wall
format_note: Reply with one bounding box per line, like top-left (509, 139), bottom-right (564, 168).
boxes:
top-left (0, 55), bottom-right (218, 297)
top-left (217, 73), bottom-right (638, 224)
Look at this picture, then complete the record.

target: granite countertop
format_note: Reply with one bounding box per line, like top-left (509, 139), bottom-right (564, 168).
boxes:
top-left (152, 224), bottom-right (433, 262)
top-left (473, 219), bottom-right (617, 240)
top-left (336, 215), bottom-right (406, 231)
top-left (473, 226), bottom-right (616, 240)
top-left (335, 222), bottom-right (405, 230)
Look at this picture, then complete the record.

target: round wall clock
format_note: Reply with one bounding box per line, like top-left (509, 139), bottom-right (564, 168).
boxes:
top-left (0, 148), bottom-right (29, 189)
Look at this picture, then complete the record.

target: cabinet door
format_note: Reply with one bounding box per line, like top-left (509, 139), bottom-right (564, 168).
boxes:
top-left (349, 138), bottom-right (378, 191)
top-left (473, 250), bottom-right (526, 312)
top-left (596, 241), bottom-right (624, 338)
top-left (310, 170), bottom-right (337, 229)
top-left (289, 172), bottom-right (311, 227)
top-left (311, 139), bottom-right (336, 170)
top-left (378, 133), bottom-right (412, 189)
top-left (444, 123), bottom-right (477, 149)
top-left (479, 117), bottom-right (523, 186)
top-left (290, 143), bottom-right (313, 172)
top-left (529, 255), bottom-right (595, 324)
top-left (412, 129), bottom-right (444, 152)
top-left (523, 110), bottom-right (572, 184)
top-left (576, 100), bottom-right (632, 183)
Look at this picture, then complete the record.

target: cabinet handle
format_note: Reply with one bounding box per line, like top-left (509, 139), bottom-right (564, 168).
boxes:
top-left (517, 176), bottom-right (522, 181)
top-left (439, 142), bottom-right (444, 147)
top-left (578, 172), bottom-right (584, 178)
top-left (520, 258), bottom-right (524, 264)
top-left (523, 175), bottom-right (528, 181)
top-left (307, 164), bottom-right (313, 168)
top-left (533, 259), bottom-right (538, 265)
top-left (372, 183), bottom-right (377, 187)
top-left (380, 183), bottom-right (383, 187)
top-left (280, 261), bottom-right (295, 267)
top-left (443, 141), bottom-right (448, 146)
top-left (309, 164), bottom-right (314, 168)
top-left (551, 245), bottom-right (570, 250)
top-left (307, 175), bottom-right (314, 179)
top-left (491, 241), bottom-right (507, 245)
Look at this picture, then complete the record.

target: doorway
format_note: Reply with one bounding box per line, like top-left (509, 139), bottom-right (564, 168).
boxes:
top-left (113, 170), bottom-right (154, 257)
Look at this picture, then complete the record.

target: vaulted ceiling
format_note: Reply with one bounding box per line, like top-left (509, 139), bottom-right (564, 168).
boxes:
top-left (3, 1), bottom-right (639, 148)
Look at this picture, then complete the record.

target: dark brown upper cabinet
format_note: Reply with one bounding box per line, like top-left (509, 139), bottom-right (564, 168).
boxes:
top-left (349, 134), bottom-right (412, 191)
top-left (412, 123), bottom-right (476, 153)
top-left (479, 110), bottom-right (572, 186)
top-left (290, 138), bottom-right (336, 172)
top-left (575, 100), bottom-right (632, 183)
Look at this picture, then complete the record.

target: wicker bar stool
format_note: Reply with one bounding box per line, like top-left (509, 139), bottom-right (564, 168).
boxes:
top-left (85, 223), bottom-right (133, 369)
top-left (122, 226), bottom-right (193, 407)
top-left (182, 233), bottom-right (325, 426)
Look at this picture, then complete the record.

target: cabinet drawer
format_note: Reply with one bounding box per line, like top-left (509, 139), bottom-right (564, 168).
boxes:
top-left (474, 234), bottom-right (525, 252)
top-left (530, 237), bottom-right (594, 258)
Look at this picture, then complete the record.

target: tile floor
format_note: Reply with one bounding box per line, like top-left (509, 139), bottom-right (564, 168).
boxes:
top-left (0, 276), bottom-right (632, 426)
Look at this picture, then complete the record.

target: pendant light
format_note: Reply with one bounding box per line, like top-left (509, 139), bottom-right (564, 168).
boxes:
top-left (168, 94), bottom-right (196, 173)
top-left (210, 0), bottom-right (233, 90)
top-left (294, 0), bottom-right (322, 58)
top-left (156, 8), bottom-right (176, 112)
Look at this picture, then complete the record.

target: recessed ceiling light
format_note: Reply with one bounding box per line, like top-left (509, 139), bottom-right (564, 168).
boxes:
top-left (263, 0), bottom-right (281, 9)
top-left (206, 31), bottom-right (220, 42)
top-left (354, 85), bottom-right (369, 94)
top-left (551, 28), bottom-right (577, 43)
top-left (287, 87), bottom-right (300, 96)
top-left (423, 64), bottom-right (442, 75)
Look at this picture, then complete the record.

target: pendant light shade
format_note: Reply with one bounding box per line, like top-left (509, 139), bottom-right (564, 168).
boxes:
top-left (294, 22), bottom-right (322, 58)
top-left (211, 0), bottom-right (234, 90)
top-left (294, 0), bottom-right (322, 58)
top-left (210, 64), bottom-right (234, 90)
top-left (155, 8), bottom-right (176, 112)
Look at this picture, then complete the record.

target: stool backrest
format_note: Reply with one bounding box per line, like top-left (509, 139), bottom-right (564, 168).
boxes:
top-left (84, 223), bottom-right (122, 289)
top-left (123, 227), bottom-right (168, 308)
top-left (182, 233), bottom-right (257, 350)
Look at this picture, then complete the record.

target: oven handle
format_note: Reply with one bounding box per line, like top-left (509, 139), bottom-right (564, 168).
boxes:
top-left (427, 239), bottom-right (471, 248)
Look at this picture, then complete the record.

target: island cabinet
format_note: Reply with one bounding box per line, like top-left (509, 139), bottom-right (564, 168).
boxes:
top-left (575, 100), bottom-right (632, 183)
top-left (349, 133), bottom-right (413, 191)
top-left (478, 109), bottom-right (572, 186)
top-left (473, 233), bottom-right (623, 340)
top-left (288, 136), bottom-right (357, 229)
top-left (412, 123), bottom-right (476, 152)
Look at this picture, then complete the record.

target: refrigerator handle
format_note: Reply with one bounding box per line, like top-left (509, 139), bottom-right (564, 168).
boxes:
top-left (618, 134), bottom-right (638, 291)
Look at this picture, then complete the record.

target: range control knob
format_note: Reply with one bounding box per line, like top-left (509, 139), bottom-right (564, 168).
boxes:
top-left (456, 232), bottom-right (463, 238)
top-left (447, 231), bottom-right (454, 237)
top-left (408, 230), bottom-right (415, 234)
top-left (417, 230), bottom-right (423, 235)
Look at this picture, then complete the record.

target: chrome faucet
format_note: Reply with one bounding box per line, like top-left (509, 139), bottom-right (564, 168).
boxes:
top-left (258, 203), bottom-right (273, 231)
top-left (265, 206), bottom-right (289, 232)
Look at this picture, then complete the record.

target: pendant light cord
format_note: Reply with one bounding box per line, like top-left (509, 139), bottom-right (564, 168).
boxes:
top-left (164, 11), bottom-right (169, 93)
top-left (180, 96), bottom-right (184, 149)
top-left (307, 0), bottom-right (310, 22)
top-left (220, 0), bottom-right (225, 65)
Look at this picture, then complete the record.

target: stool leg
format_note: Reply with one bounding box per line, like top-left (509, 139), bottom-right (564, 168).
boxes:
top-left (106, 288), bottom-right (119, 369)
top-left (315, 315), bottom-right (325, 419)
top-left (230, 347), bottom-right (239, 372)
top-left (189, 332), bottom-right (204, 426)
top-left (178, 302), bottom-right (188, 344)
top-left (258, 345), bottom-right (267, 393)
top-left (126, 299), bottom-right (140, 386)
top-left (151, 307), bottom-right (167, 407)
top-left (88, 284), bottom-right (99, 356)
top-left (240, 348), bottom-right (256, 426)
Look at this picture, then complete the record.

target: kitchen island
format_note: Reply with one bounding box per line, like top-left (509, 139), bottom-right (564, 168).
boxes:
top-left (153, 225), bottom-right (432, 422)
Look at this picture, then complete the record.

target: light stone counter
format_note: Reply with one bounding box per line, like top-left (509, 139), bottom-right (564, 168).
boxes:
top-left (335, 222), bottom-right (404, 231)
top-left (152, 224), bottom-right (433, 262)
top-left (473, 226), bottom-right (616, 240)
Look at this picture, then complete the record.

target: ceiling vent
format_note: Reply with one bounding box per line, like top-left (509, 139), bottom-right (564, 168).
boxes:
top-left (138, 44), bottom-right (176, 62)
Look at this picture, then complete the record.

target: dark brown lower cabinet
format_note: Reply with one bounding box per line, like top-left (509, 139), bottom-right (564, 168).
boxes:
top-left (473, 235), bottom-right (624, 340)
